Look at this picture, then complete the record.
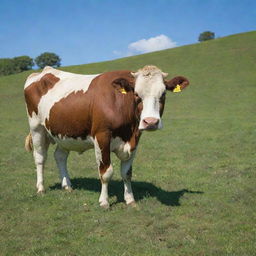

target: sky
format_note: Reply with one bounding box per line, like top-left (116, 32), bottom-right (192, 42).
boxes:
top-left (1, 0), bottom-right (255, 67)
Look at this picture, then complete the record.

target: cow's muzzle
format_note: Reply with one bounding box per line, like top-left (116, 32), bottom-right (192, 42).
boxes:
top-left (141, 117), bottom-right (160, 131)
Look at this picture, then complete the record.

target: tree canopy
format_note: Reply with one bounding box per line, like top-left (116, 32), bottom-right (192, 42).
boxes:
top-left (0, 56), bottom-right (34, 76)
top-left (0, 58), bottom-right (19, 76)
top-left (35, 52), bottom-right (61, 69)
top-left (198, 31), bottom-right (215, 42)
top-left (0, 52), bottom-right (61, 76)
top-left (13, 56), bottom-right (34, 72)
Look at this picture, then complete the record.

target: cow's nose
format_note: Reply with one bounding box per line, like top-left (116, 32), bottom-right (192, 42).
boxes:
top-left (143, 117), bottom-right (159, 130)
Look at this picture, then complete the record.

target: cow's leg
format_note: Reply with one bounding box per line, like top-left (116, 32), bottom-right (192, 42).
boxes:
top-left (54, 146), bottom-right (72, 191)
top-left (31, 127), bottom-right (50, 193)
top-left (94, 134), bottom-right (113, 208)
top-left (120, 150), bottom-right (137, 206)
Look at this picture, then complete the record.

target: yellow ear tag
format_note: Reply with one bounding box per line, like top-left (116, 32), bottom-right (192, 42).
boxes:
top-left (173, 84), bottom-right (181, 93)
top-left (120, 88), bottom-right (127, 94)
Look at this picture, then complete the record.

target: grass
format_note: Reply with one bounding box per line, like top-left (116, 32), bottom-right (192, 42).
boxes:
top-left (0, 31), bottom-right (256, 255)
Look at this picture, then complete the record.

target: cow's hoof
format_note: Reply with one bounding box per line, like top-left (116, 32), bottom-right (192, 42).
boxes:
top-left (100, 202), bottom-right (110, 209)
top-left (63, 186), bottom-right (73, 192)
top-left (37, 188), bottom-right (45, 194)
top-left (127, 201), bottom-right (137, 208)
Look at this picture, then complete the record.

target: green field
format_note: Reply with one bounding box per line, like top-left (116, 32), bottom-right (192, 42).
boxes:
top-left (0, 31), bottom-right (255, 255)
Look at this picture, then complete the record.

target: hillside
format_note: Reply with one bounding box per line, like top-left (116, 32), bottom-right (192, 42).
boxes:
top-left (0, 31), bottom-right (255, 255)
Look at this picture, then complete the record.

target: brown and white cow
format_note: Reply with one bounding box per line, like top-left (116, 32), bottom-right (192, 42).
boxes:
top-left (24, 65), bottom-right (189, 208)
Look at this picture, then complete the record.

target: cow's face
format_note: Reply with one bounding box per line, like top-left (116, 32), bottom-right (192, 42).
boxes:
top-left (132, 66), bottom-right (189, 131)
top-left (112, 66), bottom-right (189, 132)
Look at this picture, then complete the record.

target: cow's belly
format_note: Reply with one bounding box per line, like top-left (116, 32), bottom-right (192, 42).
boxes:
top-left (49, 134), bottom-right (132, 161)
top-left (52, 135), bottom-right (94, 153)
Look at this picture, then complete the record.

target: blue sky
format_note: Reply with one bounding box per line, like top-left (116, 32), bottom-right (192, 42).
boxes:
top-left (1, 0), bottom-right (255, 66)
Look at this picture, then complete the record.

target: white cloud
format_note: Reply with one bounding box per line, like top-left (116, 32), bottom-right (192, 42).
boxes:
top-left (128, 34), bottom-right (177, 55)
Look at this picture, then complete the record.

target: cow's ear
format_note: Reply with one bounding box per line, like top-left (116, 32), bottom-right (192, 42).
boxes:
top-left (165, 76), bottom-right (189, 92)
top-left (112, 77), bottom-right (135, 94)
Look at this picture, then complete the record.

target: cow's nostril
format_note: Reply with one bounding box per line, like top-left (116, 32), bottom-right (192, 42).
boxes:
top-left (143, 119), bottom-right (149, 125)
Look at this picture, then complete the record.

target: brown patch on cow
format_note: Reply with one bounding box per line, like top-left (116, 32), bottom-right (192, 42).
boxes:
top-left (24, 73), bottom-right (60, 117)
top-left (45, 90), bottom-right (92, 139)
top-left (94, 131), bottom-right (112, 183)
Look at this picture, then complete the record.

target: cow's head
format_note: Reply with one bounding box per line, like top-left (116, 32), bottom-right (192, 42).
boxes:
top-left (131, 65), bottom-right (189, 131)
top-left (112, 65), bottom-right (189, 131)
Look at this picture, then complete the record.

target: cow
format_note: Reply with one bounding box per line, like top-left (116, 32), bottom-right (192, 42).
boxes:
top-left (24, 65), bottom-right (189, 208)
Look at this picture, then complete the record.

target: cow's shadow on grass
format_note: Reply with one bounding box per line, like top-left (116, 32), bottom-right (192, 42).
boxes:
top-left (50, 178), bottom-right (203, 206)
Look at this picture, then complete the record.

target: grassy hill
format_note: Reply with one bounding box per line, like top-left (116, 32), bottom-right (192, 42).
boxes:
top-left (0, 31), bottom-right (255, 255)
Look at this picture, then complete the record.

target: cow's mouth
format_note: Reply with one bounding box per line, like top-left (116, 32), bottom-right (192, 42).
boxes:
top-left (144, 125), bottom-right (159, 131)
top-left (139, 124), bottom-right (159, 132)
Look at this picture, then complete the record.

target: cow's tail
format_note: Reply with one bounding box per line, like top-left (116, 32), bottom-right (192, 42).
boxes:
top-left (25, 132), bottom-right (33, 152)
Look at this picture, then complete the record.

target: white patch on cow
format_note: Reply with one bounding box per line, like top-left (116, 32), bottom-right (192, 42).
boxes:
top-left (52, 135), bottom-right (94, 153)
top-left (94, 137), bottom-right (102, 167)
top-left (28, 112), bottom-right (41, 130)
top-left (120, 150), bottom-right (137, 204)
top-left (133, 66), bottom-right (166, 130)
top-left (124, 180), bottom-right (135, 205)
top-left (110, 137), bottom-right (132, 161)
top-left (29, 125), bottom-right (50, 193)
top-left (99, 164), bottom-right (114, 208)
top-left (54, 146), bottom-right (71, 189)
top-left (99, 182), bottom-right (109, 207)
top-left (102, 164), bottom-right (114, 182)
top-left (25, 67), bottom-right (99, 120)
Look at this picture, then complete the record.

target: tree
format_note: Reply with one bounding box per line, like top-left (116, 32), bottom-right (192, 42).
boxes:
top-left (13, 56), bottom-right (34, 72)
top-left (35, 52), bottom-right (61, 69)
top-left (0, 58), bottom-right (19, 76)
top-left (198, 31), bottom-right (215, 42)
top-left (0, 55), bottom-right (34, 76)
